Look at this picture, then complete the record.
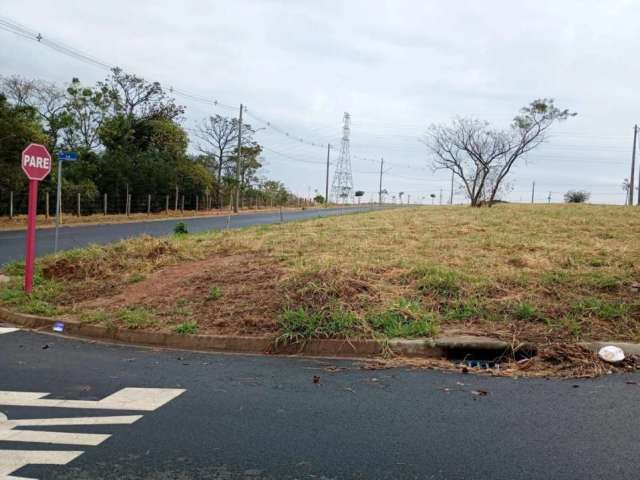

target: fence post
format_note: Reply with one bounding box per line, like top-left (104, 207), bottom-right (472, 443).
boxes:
top-left (181, 195), bottom-right (184, 213)
top-left (104, 193), bottom-right (108, 215)
top-left (77, 192), bottom-right (81, 217)
top-left (165, 195), bottom-right (169, 214)
top-left (45, 191), bottom-right (50, 220)
top-left (126, 194), bottom-right (131, 216)
top-left (9, 191), bottom-right (13, 219)
top-left (147, 194), bottom-right (151, 215)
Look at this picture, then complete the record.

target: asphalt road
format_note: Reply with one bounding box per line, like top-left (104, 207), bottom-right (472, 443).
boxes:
top-left (0, 207), bottom-right (373, 267)
top-left (1, 329), bottom-right (639, 480)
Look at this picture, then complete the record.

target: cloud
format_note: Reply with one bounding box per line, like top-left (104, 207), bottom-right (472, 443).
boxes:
top-left (1, 0), bottom-right (639, 202)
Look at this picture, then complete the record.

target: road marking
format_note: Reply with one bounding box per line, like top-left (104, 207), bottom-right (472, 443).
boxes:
top-left (0, 388), bottom-right (184, 479)
top-left (0, 328), bottom-right (18, 335)
top-left (0, 387), bottom-right (185, 411)
top-left (0, 412), bottom-right (142, 445)
top-left (0, 450), bottom-right (82, 480)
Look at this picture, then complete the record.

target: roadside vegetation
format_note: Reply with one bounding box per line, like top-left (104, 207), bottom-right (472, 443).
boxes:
top-left (1, 204), bottom-right (639, 347)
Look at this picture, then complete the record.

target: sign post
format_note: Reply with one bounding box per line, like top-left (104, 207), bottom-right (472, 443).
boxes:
top-left (54, 151), bottom-right (78, 253)
top-left (21, 143), bottom-right (52, 294)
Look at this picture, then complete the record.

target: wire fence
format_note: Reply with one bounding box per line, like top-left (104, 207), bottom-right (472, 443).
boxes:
top-left (0, 187), bottom-right (319, 219)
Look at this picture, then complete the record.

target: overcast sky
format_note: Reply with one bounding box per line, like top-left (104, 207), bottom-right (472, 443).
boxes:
top-left (2, 0), bottom-right (639, 204)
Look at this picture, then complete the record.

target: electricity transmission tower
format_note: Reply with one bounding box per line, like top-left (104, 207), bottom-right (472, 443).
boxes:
top-left (331, 113), bottom-right (354, 203)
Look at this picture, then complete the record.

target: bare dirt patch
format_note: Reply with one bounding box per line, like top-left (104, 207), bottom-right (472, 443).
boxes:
top-left (74, 254), bottom-right (286, 336)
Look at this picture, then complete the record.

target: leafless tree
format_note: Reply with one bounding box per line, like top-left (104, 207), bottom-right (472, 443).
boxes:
top-left (423, 99), bottom-right (576, 207)
top-left (0, 75), bottom-right (69, 148)
top-left (194, 114), bottom-right (254, 208)
top-left (622, 178), bottom-right (631, 205)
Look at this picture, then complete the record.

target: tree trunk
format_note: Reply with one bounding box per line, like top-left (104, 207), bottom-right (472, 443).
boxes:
top-left (217, 154), bottom-right (224, 209)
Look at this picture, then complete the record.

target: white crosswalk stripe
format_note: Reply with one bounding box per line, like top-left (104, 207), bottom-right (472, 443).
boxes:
top-left (0, 388), bottom-right (185, 479)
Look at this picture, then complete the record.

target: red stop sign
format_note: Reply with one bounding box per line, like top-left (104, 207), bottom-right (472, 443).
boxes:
top-left (22, 143), bottom-right (52, 181)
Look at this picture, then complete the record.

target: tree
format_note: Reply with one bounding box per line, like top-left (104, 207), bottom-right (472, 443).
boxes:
top-left (0, 94), bottom-right (48, 213)
top-left (564, 190), bottom-right (590, 203)
top-left (64, 78), bottom-right (111, 151)
top-left (97, 68), bottom-right (184, 120)
top-left (423, 99), bottom-right (576, 207)
top-left (622, 178), bottom-right (631, 205)
top-left (194, 114), bottom-right (255, 208)
top-left (314, 194), bottom-right (325, 204)
top-left (262, 180), bottom-right (289, 206)
top-left (0, 75), bottom-right (71, 149)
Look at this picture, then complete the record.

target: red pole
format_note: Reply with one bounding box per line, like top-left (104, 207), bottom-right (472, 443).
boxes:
top-left (24, 179), bottom-right (39, 294)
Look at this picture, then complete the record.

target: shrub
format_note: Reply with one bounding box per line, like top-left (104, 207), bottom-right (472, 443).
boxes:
top-left (564, 190), bottom-right (590, 203)
top-left (174, 222), bottom-right (188, 235)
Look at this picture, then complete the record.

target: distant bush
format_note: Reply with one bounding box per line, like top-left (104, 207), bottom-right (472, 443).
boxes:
top-left (564, 190), bottom-right (590, 203)
top-left (173, 222), bottom-right (188, 234)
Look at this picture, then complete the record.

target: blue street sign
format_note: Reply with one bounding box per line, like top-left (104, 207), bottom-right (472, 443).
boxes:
top-left (57, 151), bottom-right (78, 161)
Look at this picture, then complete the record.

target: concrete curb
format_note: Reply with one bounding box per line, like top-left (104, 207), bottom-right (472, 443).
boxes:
top-left (0, 307), bottom-right (534, 359)
top-left (579, 341), bottom-right (640, 357)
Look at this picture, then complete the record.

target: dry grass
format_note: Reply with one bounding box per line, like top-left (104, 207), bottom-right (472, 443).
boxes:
top-left (2, 204), bottom-right (640, 348)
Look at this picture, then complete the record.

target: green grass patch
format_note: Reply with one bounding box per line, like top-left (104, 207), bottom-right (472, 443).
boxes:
top-left (577, 272), bottom-right (624, 291)
top-left (126, 272), bottom-right (146, 284)
top-left (174, 321), bottom-right (198, 335)
top-left (571, 298), bottom-right (632, 320)
top-left (117, 307), bottom-right (156, 329)
top-left (207, 286), bottom-right (222, 300)
top-left (411, 266), bottom-right (463, 298)
top-left (444, 299), bottom-right (485, 321)
top-left (79, 310), bottom-right (110, 324)
top-left (2, 261), bottom-right (25, 277)
top-left (277, 308), bottom-right (362, 344)
top-left (512, 302), bottom-right (542, 322)
top-left (21, 299), bottom-right (59, 316)
top-left (369, 299), bottom-right (437, 338)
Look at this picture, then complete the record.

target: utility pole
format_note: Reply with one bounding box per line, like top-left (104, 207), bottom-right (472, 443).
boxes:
top-left (439, 188), bottom-right (443, 205)
top-left (234, 104), bottom-right (243, 213)
top-left (378, 158), bottom-right (384, 205)
top-left (325, 144), bottom-right (331, 207)
top-left (449, 170), bottom-right (454, 205)
top-left (54, 159), bottom-right (63, 253)
top-left (631, 124), bottom-right (638, 206)
top-left (531, 181), bottom-right (536, 204)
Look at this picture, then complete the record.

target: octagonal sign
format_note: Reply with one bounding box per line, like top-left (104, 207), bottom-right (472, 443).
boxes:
top-left (22, 143), bottom-right (52, 181)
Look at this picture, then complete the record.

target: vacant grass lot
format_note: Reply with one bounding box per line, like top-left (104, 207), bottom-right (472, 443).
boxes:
top-left (1, 204), bottom-right (639, 347)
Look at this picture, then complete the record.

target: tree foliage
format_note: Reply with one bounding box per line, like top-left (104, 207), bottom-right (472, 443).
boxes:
top-left (0, 69), bottom-right (295, 214)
